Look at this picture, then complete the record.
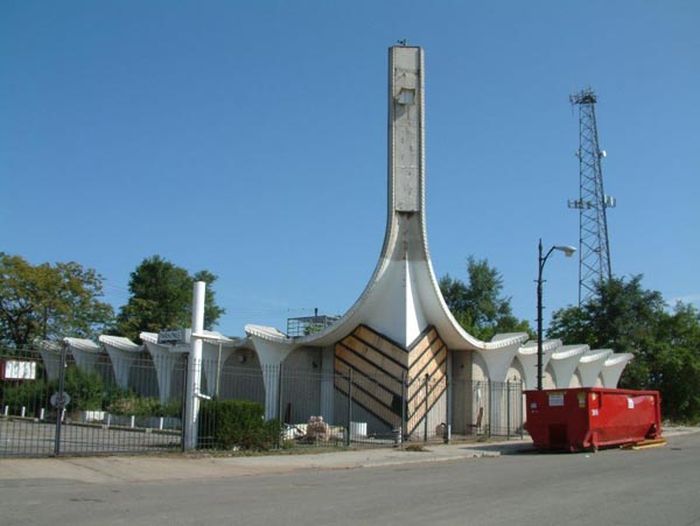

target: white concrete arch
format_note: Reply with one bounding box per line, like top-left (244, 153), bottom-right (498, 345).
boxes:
top-left (569, 370), bottom-right (583, 388)
top-left (577, 349), bottom-right (613, 387)
top-left (38, 340), bottom-right (62, 381)
top-left (247, 332), bottom-right (296, 419)
top-left (471, 352), bottom-right (489, 382)
top-left (543, 364), bottom-right (557, 390)
top-left (63, 337), bottom-right (102, 374)
top-left (475, 336), bottom-right (524, 383)
top-left (99, 335), bottom-right (142, 390)
top-left (506, 355), bottom-right (525, 384)
top-left (200, 335), bottom-right (237, 397)
top-left (140, 332), bottom-right (186, 404)
top-left (601, 353), bottom-right (634, 388)
top-left (517, 339), bottom-right (562, 390)
top-left (549, 344), bottom-right (589, 389)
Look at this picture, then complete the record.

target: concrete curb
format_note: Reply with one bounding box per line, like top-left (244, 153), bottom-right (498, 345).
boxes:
top-left (0, 442), bottom-right (517, 484)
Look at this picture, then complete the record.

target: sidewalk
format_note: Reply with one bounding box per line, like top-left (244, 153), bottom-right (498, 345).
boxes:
top-left (0, 439), bottom-right (530, 485)
top-left (1, 427), bottom-right (696, 485)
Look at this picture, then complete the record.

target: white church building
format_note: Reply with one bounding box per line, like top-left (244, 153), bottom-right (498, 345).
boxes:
top-left (42, 45), bottom-right (632, 441)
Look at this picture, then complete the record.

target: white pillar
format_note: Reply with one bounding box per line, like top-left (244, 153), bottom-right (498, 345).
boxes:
top-left (549, 345), bottom-right (588, 388)
top-left (98, 336), bottom-right (142, 391)
top-left (517, 340), bottom-right (562, 390)
top-left (248, 336), bottom-right (294, 420)
top-left (64, 338), bottom-right (102, 374)
top-left (201, 342), bottom-right (234, 397)
top-left (184, 281), bottom-right (206, 450)
top-left (475, 338), bottom-right (522, 435)
top-left (577, 349), bottom-right (613, 387)
top-left (143, 341), bottom-right (179, 404)
top-left (38, 345), bottom-right (62, 381)
top-left (103, 345), bottom-right (136, 390)
top-left (601, 353), bottom-right (634, 388)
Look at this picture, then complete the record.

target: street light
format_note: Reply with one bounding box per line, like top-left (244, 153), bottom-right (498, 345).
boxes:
top-left (537, 239), bottom-right (576, 390)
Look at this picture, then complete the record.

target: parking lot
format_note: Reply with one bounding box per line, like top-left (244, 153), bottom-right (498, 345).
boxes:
top-left (0, 418), bottom-right (180, 456)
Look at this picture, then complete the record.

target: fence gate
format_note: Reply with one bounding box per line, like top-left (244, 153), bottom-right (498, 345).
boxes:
top-left (0, 347), bottom-right (184, 457)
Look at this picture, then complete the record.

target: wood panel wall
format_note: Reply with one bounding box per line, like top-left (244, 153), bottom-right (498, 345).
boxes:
top-left (334, 325), bottom-right (447, 436)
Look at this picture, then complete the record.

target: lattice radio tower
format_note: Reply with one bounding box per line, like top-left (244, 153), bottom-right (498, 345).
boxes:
top-left (568, 88), bottom-right (616, 305)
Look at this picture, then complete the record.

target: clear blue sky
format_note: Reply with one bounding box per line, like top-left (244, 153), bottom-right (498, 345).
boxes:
top-left (2, 1), bottom-right (698, 337)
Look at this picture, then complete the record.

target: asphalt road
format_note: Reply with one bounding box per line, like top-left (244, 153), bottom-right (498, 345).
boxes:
top-left (1, 433), bottom-right (699, 526)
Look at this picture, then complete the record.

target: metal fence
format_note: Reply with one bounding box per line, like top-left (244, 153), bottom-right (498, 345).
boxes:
top-left (199, 358), bottom-right (524, 448)
top-left (0, 348), bottom-right (183, 457)
top-left (1, 347), bottom-right (524, 457)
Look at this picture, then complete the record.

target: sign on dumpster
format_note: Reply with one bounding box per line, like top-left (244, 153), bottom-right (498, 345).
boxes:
top-left (548, 392), bottom-right (564, 406)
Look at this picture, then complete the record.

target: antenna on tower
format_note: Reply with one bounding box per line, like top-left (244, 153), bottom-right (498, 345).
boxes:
top-left (568, 88), bottom-right (616, 305)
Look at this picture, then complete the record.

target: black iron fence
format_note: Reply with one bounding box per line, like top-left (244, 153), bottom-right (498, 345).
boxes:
top-left (198, 359), bottom-right (524, 449)
top-left (0, 347), bottom-right (183, 457)
top-left (1, 347), bottom-right (525, 457)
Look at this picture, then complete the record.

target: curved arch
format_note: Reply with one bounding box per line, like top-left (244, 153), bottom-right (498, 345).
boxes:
top-left (569, 370), bottom-right (583, 388)
top-left (577, 349), bottom-right (613, 387)
top-left (507, 355), bottom-right (525, 383)
top-left (549, 344), bottom-right (588, 389)
top-left (601, 353), bottom-right (634, 388)
top-left (543, 364), bottom-right (557, 389)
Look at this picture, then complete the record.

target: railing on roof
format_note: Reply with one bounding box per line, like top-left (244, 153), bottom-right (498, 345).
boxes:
top-left (286, 311), bottom-right (340, 337)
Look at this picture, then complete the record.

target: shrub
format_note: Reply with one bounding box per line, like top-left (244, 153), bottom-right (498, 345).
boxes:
top-left (2, 367), bottom-right (104, 415)
top-left (198, 399), bottom-right (281, 451)
top-left (2, 379), bottom-right (50, 416)
top-left (107, 395), bottom-right (180, 417)
top-left (58, 367), bottom-right (104, 411)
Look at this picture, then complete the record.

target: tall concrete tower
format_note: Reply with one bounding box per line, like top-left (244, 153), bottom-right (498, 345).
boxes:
top-left (246, 44), bottom-right (529, 435)
top-left (243, 46), bottom-right (631, 439)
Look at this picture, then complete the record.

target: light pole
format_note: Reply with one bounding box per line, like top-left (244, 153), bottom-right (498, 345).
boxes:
top-left (537, 239), bottom-right (576, 390)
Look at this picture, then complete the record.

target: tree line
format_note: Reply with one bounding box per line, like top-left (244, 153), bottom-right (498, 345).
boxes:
top-left (0, 253), bottom-right (224, 347)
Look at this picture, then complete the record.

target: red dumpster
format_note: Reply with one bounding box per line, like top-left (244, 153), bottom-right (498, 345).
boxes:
top-left (524, 388), bottom-right (662, 452)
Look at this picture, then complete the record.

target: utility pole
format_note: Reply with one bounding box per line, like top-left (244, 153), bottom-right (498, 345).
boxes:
top-left (568, 88), bottom-right (616, 305)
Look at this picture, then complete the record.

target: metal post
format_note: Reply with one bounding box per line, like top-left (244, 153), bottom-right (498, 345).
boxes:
top-left (346, 369), bottom-right (353, 447)
top-left (401, 372), bottom-right (407, 447)
top-left (506, 381), bottom-right (511, 440)
top-left (277, 364), bottom-right (283, 422)
top-left (487, 379), bottom-right (492, 438)
top-left (423, 374), bottom-right (429, 442)
top-left (520, 380), bottom-right (525, 439)
top-left (445, 354), bottom-right (451, 444)
top-left (537, 239), bottom-right (575, 390)
top-left (277, 363), bottom-right (283, 448)
top-left (53, 344), bottom-right (67, 456)
top-left (215, 343), bottom-right (222, 398)
top-left (537, 238), bottom-right (544, 391)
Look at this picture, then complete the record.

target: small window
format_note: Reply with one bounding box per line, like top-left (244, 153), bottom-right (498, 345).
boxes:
top-left (396, 88), bottom-right (415, 105)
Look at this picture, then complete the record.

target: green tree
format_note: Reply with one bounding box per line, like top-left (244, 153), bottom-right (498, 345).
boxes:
top-left (548, 276), bottom-right (700, 422)
top-left (114, 256), bottom-right (225, 341)
top-left (548, 276), bottom-right (665, 387)
top-left (439, 256), bottom-right (531, 341)
top-left (654, 303), bottom-right (700, 421)
top-left (0, 253), bottom-right (114, 347)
